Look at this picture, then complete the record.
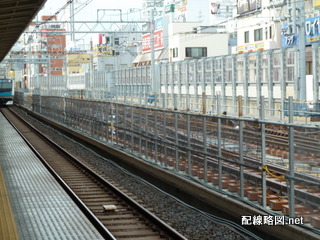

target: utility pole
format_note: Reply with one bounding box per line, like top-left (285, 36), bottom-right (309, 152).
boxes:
top-left (70, 0), bottom-right (75, 42)
top-left (150, 6), bottom-right (156, 106)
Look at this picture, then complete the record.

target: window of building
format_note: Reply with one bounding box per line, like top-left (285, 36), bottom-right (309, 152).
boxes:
top-left (265, 26), bottom-right (273, 39)
top-left (306, 61), bottom-right (312, 75)
top-left (105, 64), bottom-right (114, 72)
top-left (244, 31), bottom-right (249, 43)
top-left (254, 28), bottom-right (263, 41)
top-left (50, 24), bottom-right (61, 29)
top-left (173, 48), bottom-right (178, 58)
top-left (269, 26), bottom-right (272, 39)
top-left (185, 47), bottom-right (207, 58)
top-left (265, 27), bottom-right (268, 40)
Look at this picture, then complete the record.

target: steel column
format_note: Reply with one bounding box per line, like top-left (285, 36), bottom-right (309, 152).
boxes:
top-left (260, 96), bottom-right (267, 208)
top-left (239, 120), bottom-right (244, 199)
top-left (232, 55), bottom-right (237, 114)
top-left (203, 116), bottom-right (208, 182)
top-left (187, 114), bottom-right (191, 176)
top-left (186, 61), bottom-right (190, 110)
top-left (178, 62), bottom-right (182, 109)
top-left (193, 61), bottom-right (198, 111)
top-left (243, 54), bottom-right (249, 115)
top-left (217, 116), bottom-right (222, 190)
top-left (280, 49), bottom-right (286, 121)
top-left (312, 44), bottom-right (319, 104)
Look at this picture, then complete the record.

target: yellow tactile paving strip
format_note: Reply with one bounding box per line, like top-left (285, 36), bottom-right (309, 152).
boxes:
top-left (0, 166), bottom-right (19, 240)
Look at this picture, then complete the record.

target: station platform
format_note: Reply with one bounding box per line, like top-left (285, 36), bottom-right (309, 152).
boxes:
top-left (0, 113), bottom-right (104, 240)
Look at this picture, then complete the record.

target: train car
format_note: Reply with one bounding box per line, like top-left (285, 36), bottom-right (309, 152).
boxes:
top-left (0, 79), bottom-right (14, 106)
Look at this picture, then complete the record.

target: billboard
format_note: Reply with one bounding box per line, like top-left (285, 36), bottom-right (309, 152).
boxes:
top-left (237, 0), bottom-right (260, 15)
top-left (235, 42), bottom-right (264, 54)
top-left (210, 2), bottom-right (221, 15)
top-left (305, 16), bottom-right (320, 44)
top-left (174, 0), bottom-right (187, 22)
top-left (315, 0), bottom-right (320, 10)
top-left (282, 16), bottom-right (320, 47)
top-left (94, 44), bottom-right (114, 57)
top-left (164, 4), bottom-right (175, 13)
top-left (155, 17), bottom-right (163, 30)
top-left (143, 0), bottom-right (164, 19)
top-left (142, 29), bottom-right (164, 52)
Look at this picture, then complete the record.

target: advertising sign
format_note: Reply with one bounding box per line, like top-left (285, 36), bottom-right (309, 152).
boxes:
top-left (174, 0), bottom-right (187, 22)
top-left (235, 42), bottom-right (264, 53)
top-left (155, 18), bottom-right (163, 30)
top-left (165, 4), bottom-right (175, 13)
top-left (305, 16), bottom-right (320, 44)
top-left (281, 23), bottom-right (298, 48)
top-left (237, 0), bottom-right (249, 14)
top-left (210, 2), bottom-right (221, 15)
top-left (143, 0), bottom-right (164, 19)
top-left (282, 16), bottom-right (320, 47)
top-left (142, 29), bottom-right (164, 52)
top-left (237, 0), bottom-right (260, 15)
top-left (94, 44), bottom-right (114, 57)
top-left (315, 0), bottom-right (320, 10)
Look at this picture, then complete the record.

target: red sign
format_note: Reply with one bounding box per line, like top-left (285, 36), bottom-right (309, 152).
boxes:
top-left (211, 2), bottom-right (220, 14)
top-left (142, 29), bottom-right (163, 52)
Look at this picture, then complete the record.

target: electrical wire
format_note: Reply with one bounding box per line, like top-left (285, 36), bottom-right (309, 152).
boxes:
top-left (261, 165), bottom-right (285, 179)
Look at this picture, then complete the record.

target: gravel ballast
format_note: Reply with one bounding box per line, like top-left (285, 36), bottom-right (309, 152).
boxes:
top-left (13, 106), bottom-right (258, 240)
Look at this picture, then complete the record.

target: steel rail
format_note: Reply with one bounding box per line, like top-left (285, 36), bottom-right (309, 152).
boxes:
top-left (2, 107), bottom-right (188, 240)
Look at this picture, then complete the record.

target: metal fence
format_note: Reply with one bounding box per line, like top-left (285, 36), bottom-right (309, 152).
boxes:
top-left (14, 93), bottom-right (320, 222)
top-left (27, 46), bottom-right (320, 123)
top-left (30, 71), bottom-right (113, 100)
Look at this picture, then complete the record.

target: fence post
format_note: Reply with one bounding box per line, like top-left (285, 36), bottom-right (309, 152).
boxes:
top-left (288, 96), bottom-right (295, 218)
top-left (260, 96), bottom-right (267, 208)
top-left (202, 92), bottom-right (206, 114)
top-left (238, 95), bottom-right (243, 117)
top-left (217, 94), bottom-right (221, 115)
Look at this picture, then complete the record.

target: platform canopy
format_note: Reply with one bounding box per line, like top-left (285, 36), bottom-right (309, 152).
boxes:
top-left (0, 0), bottom-right (47, 62)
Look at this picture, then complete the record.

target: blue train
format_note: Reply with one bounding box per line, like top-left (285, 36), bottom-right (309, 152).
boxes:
top-left (0, 79), bottom-right (14, 105)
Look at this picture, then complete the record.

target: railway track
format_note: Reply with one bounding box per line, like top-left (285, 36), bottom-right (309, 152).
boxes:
top-left (8, 100), bottom-right (320, 238)
top-left (119, 122), bottom-right (320, 206)
top-left (113, 109), bottom-right (320, 228)
top-left (1, 107), bottom-right (187, 240)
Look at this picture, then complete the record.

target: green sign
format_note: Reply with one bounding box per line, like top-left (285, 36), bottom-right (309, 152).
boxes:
top-left (165, 4), bottom-right (175, 13)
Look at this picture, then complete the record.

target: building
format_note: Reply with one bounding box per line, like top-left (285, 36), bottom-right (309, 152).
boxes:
top-left (66, 53), bottom-right (91, 74)
top-left (168, 22), bottom-right (229, 62)
top-left (92, 24), bottom-right (141, 71)
top-left (133, 0), bottom-right (231, 65)
top-left (38, 16), bottom-right (66, 76)
top-left (209, 0), bottom-right (235, 25)
top-left (232, 0), bottom-right (316, 54)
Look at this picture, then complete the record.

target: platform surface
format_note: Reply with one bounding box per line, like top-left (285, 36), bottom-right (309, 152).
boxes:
top-left (0, 113), bottom-right (104, 240)
top-left (0, 165), bottom-right (19, 240)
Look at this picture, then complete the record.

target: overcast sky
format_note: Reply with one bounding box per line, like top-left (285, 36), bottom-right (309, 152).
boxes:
top-left (36, 0), bottom-right (145, 46)
top-left (39, 0), bottom-right (144, 18)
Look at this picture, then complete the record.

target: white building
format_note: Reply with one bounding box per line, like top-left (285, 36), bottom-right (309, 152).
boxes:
top-left (232, 0), bottom-right (316, 54)
top-left (168, 22), bottom-right (229, 62)
top-left (92, 22), bottom-right (142, 71)
top-left (133, 0), bottom-right (230, 65)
